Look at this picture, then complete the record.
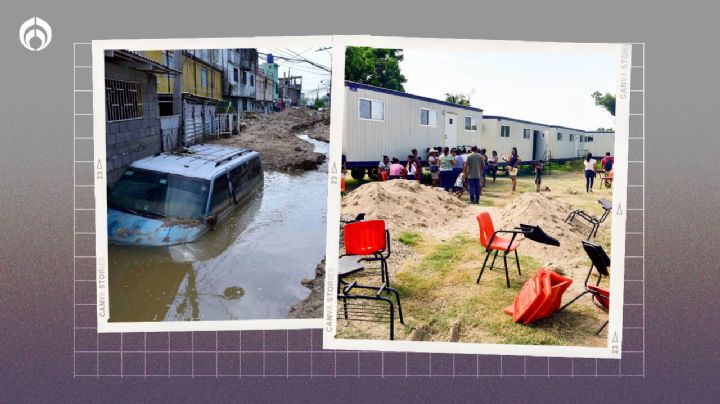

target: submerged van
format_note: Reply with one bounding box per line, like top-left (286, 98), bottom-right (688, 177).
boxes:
top-left (108, 144), bottom-right (263, 246)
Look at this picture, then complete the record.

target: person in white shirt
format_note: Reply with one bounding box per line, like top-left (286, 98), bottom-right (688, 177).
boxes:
top-left (584, 152), bottom-right (597, 192)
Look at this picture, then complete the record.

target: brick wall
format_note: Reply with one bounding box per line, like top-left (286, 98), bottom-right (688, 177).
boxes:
top-left (105, 62), bottom-right (162, 186)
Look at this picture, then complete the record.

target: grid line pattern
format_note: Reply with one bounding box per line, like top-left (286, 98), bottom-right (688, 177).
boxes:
top-left (74, 42), bottom-right (645, 378)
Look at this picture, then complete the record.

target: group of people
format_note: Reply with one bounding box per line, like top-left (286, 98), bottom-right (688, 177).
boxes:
top-left (378, 146), bottom-right (524, 204)
top-left (583, 152), bottom-right (615, 192)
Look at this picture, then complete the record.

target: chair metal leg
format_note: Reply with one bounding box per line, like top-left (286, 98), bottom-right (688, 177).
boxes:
top-left (477, 250), bottom-right (491, 284)
top-left (503, 251), bottom-right (510, 288)
top-left (595, 320), bottom-right (609, 335)
top-left (514, 249), bottom-right (521, 276)
top-left (490, 249), bottom-right (499, 270)
top-left (558, 290), bottom-right (589, 312)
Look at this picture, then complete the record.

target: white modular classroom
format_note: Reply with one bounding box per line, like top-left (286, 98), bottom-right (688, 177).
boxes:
top-left (342, 81), bottom-right (614, 177)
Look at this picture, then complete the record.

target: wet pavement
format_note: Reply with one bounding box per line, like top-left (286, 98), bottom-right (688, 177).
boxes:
top-left (108, 134), bottom-right (328, 322)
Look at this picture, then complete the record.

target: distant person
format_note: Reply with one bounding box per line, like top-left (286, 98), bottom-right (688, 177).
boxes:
top-left (479, 148), bottom-right (489, 187)
top-left (406, 155), bottom-right (419, 180)
top-left (378, 155), bottom-right (390, 174)
top-left (584, 152), bottom-right (597, 192)
top-left (439, 147), bottom-right (455, 192)
top-left (506, 147), bottom-right (521, 192)
top-left (533, 161), bottom-right (543, 192)
top-left (411, 148), bottom-right (422, 167)
top-left (453, 171), bottom-right (466, 198)
top-left (389, 157), bottom-right (405, 180)
top-left (600, 152), bottom-right (614, 173)
top-left (488, 150), bottom-right (499, 183)
top-left (452, 148), bottom-right (465, 192)
top-left (464, 146), bottom-right (484, 204)
top-left (428, 149), bottom-right (440, 187)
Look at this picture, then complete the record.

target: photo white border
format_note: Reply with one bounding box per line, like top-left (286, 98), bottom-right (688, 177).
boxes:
top-left (322, 35), bottom-right (631, 359)
top-left (93, 35), bottom-right (333, 333)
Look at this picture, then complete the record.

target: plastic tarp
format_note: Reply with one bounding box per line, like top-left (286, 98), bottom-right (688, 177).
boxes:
top-left (504, 269), bottom-right (573, 324)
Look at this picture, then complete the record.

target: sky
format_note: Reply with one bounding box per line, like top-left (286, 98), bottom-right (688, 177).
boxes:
top-left (258, 47), bottom-right (332, 100)
top-left (399, 48), bottom-right (619, 130)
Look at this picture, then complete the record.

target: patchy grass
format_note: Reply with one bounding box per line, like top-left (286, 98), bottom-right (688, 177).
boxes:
top-left (398, 231), bottom-right (423, 247)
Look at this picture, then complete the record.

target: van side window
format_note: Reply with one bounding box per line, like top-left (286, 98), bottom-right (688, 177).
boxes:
top-left (250, 158), bottom-right (261, 176)
top-left (230, 163), bottom-right (249, 195)
top-left (210, 174), bottom-right (231, 214)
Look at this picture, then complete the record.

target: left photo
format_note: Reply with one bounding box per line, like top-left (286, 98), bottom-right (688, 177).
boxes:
top-left (93, 39), bottom-right (332, 331)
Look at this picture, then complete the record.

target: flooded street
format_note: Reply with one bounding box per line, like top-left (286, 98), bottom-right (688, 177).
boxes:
top-left (108, 134), bottom-right (328, 322)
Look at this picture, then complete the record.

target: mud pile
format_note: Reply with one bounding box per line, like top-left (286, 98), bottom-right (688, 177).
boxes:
top-left (211, 108), bottom-right (329, 172)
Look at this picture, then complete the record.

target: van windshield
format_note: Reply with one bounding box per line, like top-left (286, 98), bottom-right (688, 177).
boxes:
top-left (109, 169), bottom-right (210, 220)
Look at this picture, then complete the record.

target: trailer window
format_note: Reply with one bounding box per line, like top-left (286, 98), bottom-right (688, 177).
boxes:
top-left (359, 98), bottom-right (384, 121)
top-left (420, 108), bottom-right (437, 127)
top-left (523, 129), bottom-right (531, 139)
top-left (500, 125), bottom-right (510, 137)
top-left (557, 132), bottom-right (563, 141)
top-left (569, 133), bottom-right (575, 141)
top-left (464, 116), bottom-right (478, 131)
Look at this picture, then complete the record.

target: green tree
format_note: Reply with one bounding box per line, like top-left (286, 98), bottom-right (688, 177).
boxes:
top-left (218, 100), bottom-right (235, 113)
top-left (591, 91), bottom-right (616, 116)
top-left (345, 47), bottom-right (407, 92)
top-left (445, 92), bottom-right (472, 106)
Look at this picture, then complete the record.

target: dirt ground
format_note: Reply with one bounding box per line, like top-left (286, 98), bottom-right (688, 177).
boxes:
top-left (288, 259), bottom-right (326, 319)
top-left (336, 169), bottom-right (614, 346)
top-left (210, 108), bottom-right (329, 172)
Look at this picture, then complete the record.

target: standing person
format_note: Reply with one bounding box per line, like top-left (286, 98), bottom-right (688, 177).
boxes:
top-left (428, 149), bottom-right (440, 187)
top-left (439, 147), bottom-right (455, 192)
top-left (488, 150), bottom-right (499, 183)
top-left (452, 149), bottom-right (464, 192)
top-left (584, 152), bottom-right (597, 192)
top-left (507, 147), bottom-right (521, 192)
top-left (464, 146), bottom-right (484, 204)
top-left (406, 155), bottom-right (419, 180)
top-left (533, 161), bottom-right (543, 192)
top-left (389, 157), bottom-right (405, 180)
top-left (479, 148), bottom-right (489, 187)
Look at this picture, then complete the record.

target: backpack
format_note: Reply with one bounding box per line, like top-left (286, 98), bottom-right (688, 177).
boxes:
top-left (604, 158), bottom-right (613, 171)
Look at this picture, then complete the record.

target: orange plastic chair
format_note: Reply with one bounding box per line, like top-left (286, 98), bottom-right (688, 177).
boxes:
top-left (504, 269), bottom-right (573, 324)
top-left (379, 171), bottom-right (389, 181)
top-left (557, 241), bottom-right (611, 335)
top-left (476, 212), bottom-right (522, 288)
top-left (340, 174), bottom-right (346, 193)
top-left (342, 220), bottom-right (392, 285)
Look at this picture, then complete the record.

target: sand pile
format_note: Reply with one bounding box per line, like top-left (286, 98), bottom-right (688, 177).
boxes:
top-left (495, 193), bottom-right (594, 271)
top-left (341, 180), bottom-right (471, 233)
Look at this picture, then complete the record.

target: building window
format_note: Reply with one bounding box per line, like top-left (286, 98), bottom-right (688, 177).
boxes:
top-left (500, 125), bottom-right (510, 137)
top-left (587, 136), bottom-right (594, 142)
top-left (233, 67), bottom-right (239, 83)
top-left (420, 108), bottom-right (437, 127)
top-left (523, 128), bottom-right (531, 139)
top-left (201, 68), bottom-right (208, 88)
top-left (570, 133), bottom-right (575, 141)
top-left (250, 75), bottom-right (254, 87)
top-left (359, 98), bottom-right (384, 121)
top-left (464, 116), bottom-right (478, 131)
top-left (162, 51), bottom-right (174, 67)
top-left (579, 135), bottom-right (585, 143)
top-left (105, 79), bottom-right (143, 122)
top-left (242, 71), bottom-right (247, 85)
top-left (557, 132), bottom-right (563, 141)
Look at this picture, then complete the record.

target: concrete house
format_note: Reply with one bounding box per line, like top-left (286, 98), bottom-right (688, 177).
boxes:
top-left (103, 50), bottom-right (181, 185)
top-left (278, 75), bottom-right (302, 106)
top-left (343, 81), bottom-right (484, 172)
top-left (255, 69), bottom-right (274, 113)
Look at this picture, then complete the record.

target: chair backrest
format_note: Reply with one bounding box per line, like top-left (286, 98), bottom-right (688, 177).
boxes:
top-left (344, 220), bottom-right (387, 255)
top-left (582, 241), bottom-right (611, 277)
top-left (476, 212), bottom-right (496, 248)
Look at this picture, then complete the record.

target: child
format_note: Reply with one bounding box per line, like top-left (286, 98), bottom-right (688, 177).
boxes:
top-left (533, 161), bottom-right (543, 192)
top-left (454, 171), bottom-right (466, 198)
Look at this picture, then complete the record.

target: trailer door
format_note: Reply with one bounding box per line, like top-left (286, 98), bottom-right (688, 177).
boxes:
top-left (445, 113), bottom-right (458, 147)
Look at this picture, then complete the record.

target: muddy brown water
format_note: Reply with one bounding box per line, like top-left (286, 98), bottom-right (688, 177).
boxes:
top-left (108, 134), bottom-right (328, 322)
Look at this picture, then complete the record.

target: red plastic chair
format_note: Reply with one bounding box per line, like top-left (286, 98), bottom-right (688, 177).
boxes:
top-left (379, 171), bottom-right (389, 181)
top-left (557, 241), bottom-right (611, 335)
top-left (342, 220), bottom-right (392, 285)
top-left (340, 175), bottom-right (346, 193)
top-left (504, 269), bottom-right (573, 324)
top-left (476, 212), bottom-right (522, 288)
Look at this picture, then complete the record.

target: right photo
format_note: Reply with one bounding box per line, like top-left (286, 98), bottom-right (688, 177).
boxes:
top-left (327, 38), bottom-right (630, 356)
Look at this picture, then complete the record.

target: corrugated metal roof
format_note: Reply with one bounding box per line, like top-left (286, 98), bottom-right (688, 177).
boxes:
top-left (345, 81), bottom-right (484, 113)
top-left (129, 144), bottom-right (258, 180)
